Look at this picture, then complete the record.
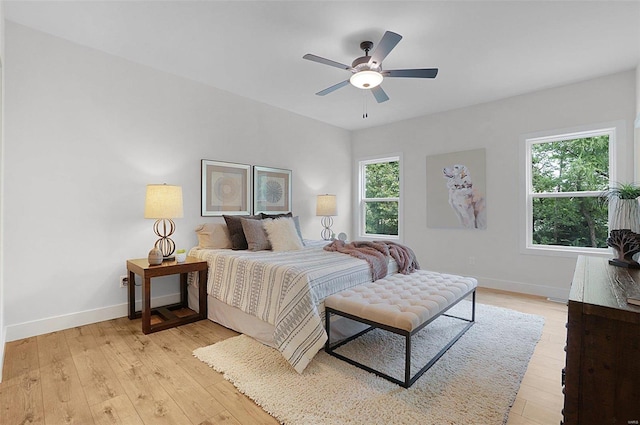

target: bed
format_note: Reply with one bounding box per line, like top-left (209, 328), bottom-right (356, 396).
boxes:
top-left (187, 239), bottom-right (398, 373)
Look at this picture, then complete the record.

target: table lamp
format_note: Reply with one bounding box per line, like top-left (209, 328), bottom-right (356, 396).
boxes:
top-left (316, 194), bottom-right (337, 240)
top-left (144, 184), bottom-right (184, 260)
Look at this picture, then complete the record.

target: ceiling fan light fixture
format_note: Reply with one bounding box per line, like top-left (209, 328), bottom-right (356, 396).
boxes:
top-left (349, 70), bottom-right (383, 89)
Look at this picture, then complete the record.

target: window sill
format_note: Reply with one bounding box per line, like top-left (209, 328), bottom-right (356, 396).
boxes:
top-left (522, 245), bottom-right (611, 258)
top-left (358, 234), bottom-right (401, 242)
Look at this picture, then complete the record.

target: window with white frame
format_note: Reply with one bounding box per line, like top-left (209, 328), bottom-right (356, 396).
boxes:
top-left (358, 156), bottom-right (401, 239)
top-left (523, 126), bottom-right (615, 254)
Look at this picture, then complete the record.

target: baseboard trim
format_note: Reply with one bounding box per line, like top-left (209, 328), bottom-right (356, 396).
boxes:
top-left (0, 326), bottom-right (5, 383)
top-left (5, 293), bottom-right (181, 342)
top-left (477, 277), bottom-right (569, 301)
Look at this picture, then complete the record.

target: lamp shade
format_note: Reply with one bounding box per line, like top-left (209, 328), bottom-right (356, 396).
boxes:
top-left (316, 194), bottom-right (337, 216)
top-left (144, 184), bottom-right (184, 219)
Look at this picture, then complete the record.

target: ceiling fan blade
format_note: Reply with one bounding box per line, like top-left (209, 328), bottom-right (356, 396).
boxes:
top-left (371, 85), bottom-right (389, 103)
top-left (303, 54), bottom-right (352, 71)
top-left (316, 80), bottom-right (350, 96)
top-left (368, 31), bottom-right (402, 68)
top-left (383, 68), bottom-right (439, 78)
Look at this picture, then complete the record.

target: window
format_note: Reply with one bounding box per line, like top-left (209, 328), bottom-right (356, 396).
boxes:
top-left (358, 156), bottom-right (401, 239)
top-left (523, 126), bottom-right (616, 254)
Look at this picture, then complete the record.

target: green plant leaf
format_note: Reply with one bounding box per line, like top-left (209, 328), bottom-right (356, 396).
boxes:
top-left (602, 182), bottom-right (640, 200)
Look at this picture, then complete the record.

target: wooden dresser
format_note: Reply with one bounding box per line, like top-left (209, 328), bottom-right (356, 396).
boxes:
top-left (563, 255), bottom-right (640, 425)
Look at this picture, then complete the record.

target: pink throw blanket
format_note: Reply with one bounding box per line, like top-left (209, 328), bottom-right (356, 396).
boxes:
top-left (323, 240), bottom-right (420, 281)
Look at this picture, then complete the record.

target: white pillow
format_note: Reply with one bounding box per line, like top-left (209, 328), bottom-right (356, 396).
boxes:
top-left (263, 217), bottom-right (304, 251)
top-left (195, 223), bottom-right (232, 249)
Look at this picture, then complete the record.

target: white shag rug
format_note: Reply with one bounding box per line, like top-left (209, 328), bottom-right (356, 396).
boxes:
top-left (194, 301), bottom-right (544, 425)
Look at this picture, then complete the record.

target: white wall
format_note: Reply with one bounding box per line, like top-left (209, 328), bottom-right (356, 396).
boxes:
top-left (636, 65), bottom-right (640, 182)
top-left (352, 71), bottom-right (637, 299)
top-left (0, 1), bottom-right (6, 382)
top-left (636, 65), bottom-right (640, 118)
top-left (3, 22), bottom-right (352, 340)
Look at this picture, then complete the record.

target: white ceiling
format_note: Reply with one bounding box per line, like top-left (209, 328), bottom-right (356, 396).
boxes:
top-left (5, 1), bottom-right (640, 131)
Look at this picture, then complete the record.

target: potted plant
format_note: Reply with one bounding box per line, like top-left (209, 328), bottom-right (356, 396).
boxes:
top-left (175, 249), bottom-right (187, 263)
top-left (602, 182), bottom-right (640, 233)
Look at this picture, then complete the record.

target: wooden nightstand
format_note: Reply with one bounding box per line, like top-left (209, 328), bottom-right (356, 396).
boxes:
top-left (126, 256), bottom-right (208, 334)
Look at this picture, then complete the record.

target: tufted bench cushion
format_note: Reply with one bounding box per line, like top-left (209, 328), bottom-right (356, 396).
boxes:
top-left (325, 270), bottom-right (477, 332)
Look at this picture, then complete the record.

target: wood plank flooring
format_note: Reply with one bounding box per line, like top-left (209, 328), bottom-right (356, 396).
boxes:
top-left (479, 289), bottom-right (567, 425)
top-left (0, 288), bottom-right (566, 424)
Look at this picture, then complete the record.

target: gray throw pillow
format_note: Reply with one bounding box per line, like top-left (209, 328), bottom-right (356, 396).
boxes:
top-left (241, 218), bottom-right (272, 251)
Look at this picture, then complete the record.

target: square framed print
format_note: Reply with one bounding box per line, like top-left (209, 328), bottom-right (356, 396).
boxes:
top-left (201, 160), bottom-right (251, 216)
top-left (253, 166), bottom-right (292, 214)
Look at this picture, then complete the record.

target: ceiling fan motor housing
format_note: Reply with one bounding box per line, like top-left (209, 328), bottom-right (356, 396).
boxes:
top-left (352, 41), bottom-right (381, 71)
top-left (351, 55), bottom-right (376, 71)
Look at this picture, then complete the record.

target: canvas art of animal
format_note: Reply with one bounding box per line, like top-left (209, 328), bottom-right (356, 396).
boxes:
top-left (443, 164), bottom-right (487, 229)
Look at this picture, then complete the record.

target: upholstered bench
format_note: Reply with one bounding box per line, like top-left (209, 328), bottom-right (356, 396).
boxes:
top-left (324, 270), bottom-right (477, 388)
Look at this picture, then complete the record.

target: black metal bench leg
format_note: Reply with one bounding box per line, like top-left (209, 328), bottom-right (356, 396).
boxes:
top-left (472, 289), bottom-right (476, 322)
top-left (405, 333), bottom-right (411, 388)
top-left (325, 308), bottom-right (331, 352)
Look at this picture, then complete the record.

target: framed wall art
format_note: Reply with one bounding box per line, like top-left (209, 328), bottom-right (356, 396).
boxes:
top-left (253, 166), bottom-right (292, 214)
top-left (426, 148), bottom-right (487, 230)
top-left (201, 160), bottom-right (251, 216)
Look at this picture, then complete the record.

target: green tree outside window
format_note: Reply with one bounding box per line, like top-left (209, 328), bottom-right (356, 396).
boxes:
top-left (530, 135), bottom-right (609, 248)
top-left (363, 160), bottom-right (399, 236)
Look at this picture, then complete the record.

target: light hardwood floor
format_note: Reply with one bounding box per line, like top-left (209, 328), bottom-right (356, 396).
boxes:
top-left (0, 288), bottom-right (566, 425)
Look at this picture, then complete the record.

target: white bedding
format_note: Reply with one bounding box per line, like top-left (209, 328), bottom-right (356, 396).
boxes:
top-left (189, 240), bottom-right (397, 373)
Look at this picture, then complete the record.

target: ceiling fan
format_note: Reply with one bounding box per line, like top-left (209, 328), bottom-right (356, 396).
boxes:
top-left (303, 31), bottom-right (438, 104)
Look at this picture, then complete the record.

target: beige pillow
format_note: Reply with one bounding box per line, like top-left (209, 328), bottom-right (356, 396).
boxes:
top-left (195, 223), bottom-right (232, 249)
top-left (263, 217), bottom-right (304, 251)
top-left (241, 218), bottom-right (272, 251)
